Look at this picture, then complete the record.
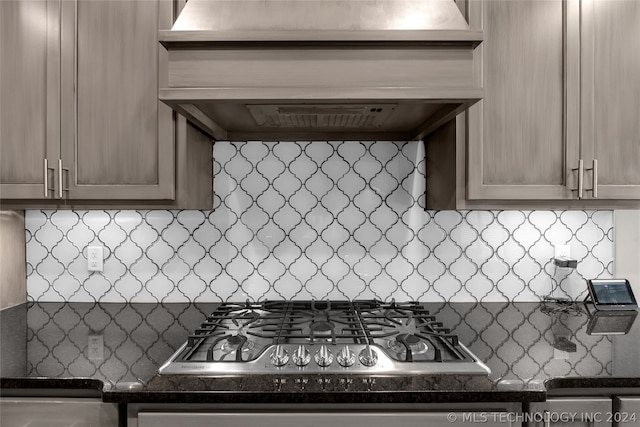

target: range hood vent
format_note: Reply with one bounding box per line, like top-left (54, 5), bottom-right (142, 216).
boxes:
top-left (160, 0), bottom-right (483, 141)
top-left (247, 104), bottom-right (397, 129)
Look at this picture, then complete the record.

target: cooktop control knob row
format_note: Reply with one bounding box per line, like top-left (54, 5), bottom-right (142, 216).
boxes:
top-left (358, 347), bottom-right (378, 367)
top-left (292, 345), bottom-right (311, 366)
top-left (270, 345), bottom-right (289, 366)
top-left (269, 344), bottom-right (378, 368)
top-left (271, 344), bottom-right (380, 369)
top-left (314, 345), bottom-right (334, 367)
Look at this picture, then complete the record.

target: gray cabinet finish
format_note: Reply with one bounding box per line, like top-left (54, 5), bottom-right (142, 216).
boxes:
top-left (441, 0), bottom-right (640, 205)
top-left (465, 0), bottom-right (580, 201)
top-left (0, 0), bottom-right (59, 199)
top-left (60, 0), bottom-right (174, 200)
top-left (615, 397), bottom-right (640, 424)
top-left (584, 0), bottom-right (640, 199)
top-left (1, 0), bottom-right (212, 208)
top-left (0, 397), bottom-right (118, 427)
top-left (530, 398), bottom-right (612, 427)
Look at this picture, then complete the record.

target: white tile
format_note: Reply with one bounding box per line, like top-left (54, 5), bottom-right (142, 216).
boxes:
top-left (272, 140), bottom-right (303, 163)
top-left (335, 273), bottom-right (367, 300)
top-left (34, 221), bottom-right (64, 251)
top-left (25, 140), bottom-right (614, 303)
top-left (113, 240), bottom-right (143, 267)
top-left (272, 171), bottom-right (302, 198)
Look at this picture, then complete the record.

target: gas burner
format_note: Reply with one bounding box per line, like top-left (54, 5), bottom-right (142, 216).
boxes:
top-left (311, 301), bottom-right (331, 312)
top-left (386, 334), bottom-right (429, 357)
top-left (221, 334), bottom-right (254, 353)
top-left (397, 333), bottom-right (420, 345)
top-left (310, 321), bottom-right (333, 335)
top-left (216, 334), bottom-right (257, 361)
top-left (230, 310), bottom-right (260, 328)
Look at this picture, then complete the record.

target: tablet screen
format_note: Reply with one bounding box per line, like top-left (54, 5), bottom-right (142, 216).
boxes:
top-left (588, 279), bottom-right (637, 309)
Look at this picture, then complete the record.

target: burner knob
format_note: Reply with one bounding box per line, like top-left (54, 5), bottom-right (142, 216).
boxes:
top-left (336, 346), bottom-right (356, 367)
top-left (358, 347), bottom-right (378, 367)
top-left (270, 345), bottom-right (289, 367)
top-left (314, 345), bottom-right (334, 367)
top-left (292, 345), bottom-right (311, 367)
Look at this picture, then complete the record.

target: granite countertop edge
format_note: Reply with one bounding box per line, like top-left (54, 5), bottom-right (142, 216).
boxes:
top-left (3, 376), bottom-right (640, 404)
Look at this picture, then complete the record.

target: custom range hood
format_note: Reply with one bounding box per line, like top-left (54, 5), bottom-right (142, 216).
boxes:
top-left (159, 0), bottom-right (482, 141)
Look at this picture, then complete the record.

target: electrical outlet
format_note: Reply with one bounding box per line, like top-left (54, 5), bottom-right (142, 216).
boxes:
top-left (87, 246), bottom-right (104, 272)
top-left (88, 334), bottom-right (104, 360)
top-left (554, 244), bottom-right (571, 259)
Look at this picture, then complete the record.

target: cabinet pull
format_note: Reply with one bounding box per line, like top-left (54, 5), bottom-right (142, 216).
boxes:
top-left (585, 159), bottom-right (598, 198)
top-left (44, 159), bottom-right (55, 198)
top-left (58, 159), bottom-right (69, 199)
top-left (44, 159), bottom-right (49, 198)
top-left (571, 159), bottom-right (584, 199)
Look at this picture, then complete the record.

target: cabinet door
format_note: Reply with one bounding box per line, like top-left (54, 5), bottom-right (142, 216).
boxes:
top-left (0, 397), bottom-right (118, 427)
top-left (466, 0), bottom-right (581, 200)
top-left (530, 398), bottom-right (612, 427)
top-left (615, 397), bottom-right (640, 424)
top-left (581, 0), bottom-right (640, 199)
top-left (59, 0), bottom-right (175, 200)
top-left (0, 0), bottom-right (60, 199)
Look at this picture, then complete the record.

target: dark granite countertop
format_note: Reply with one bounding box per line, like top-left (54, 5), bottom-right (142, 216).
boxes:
top-left (1, 301), bottom-right (639, 404)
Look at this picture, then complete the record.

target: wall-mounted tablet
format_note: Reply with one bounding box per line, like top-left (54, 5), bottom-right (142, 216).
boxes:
top-left (586, 279), bottom-right (638, 311)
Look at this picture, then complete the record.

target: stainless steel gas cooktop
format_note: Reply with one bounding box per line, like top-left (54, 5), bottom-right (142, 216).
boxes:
top-left (158, 300), bottom-right (490, 376)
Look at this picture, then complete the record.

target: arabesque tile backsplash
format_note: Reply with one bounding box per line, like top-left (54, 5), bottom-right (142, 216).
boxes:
top-left (26, 141), bottom-right (613, 302)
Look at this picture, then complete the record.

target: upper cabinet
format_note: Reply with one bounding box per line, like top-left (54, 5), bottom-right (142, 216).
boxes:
top-left (431, 0), bottom-right (639, 206)
top-left (0, 0), bottom-right (212, 208)
top-left (583, 0), bottom-right (640, 200)
top-left (0, 0), bottom-right (56, 200)
top-left (59, 0), bottom-right (175, 201)
top-left (465, 0), bottom-right (579, 201)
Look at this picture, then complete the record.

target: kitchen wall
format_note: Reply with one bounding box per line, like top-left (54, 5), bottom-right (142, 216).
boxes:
top-left (25, 141), bottom-right (613, 303)
top-left (1, 210), bottom-right (26, 310)
top-left (615, 210), bottom-right (640, 297)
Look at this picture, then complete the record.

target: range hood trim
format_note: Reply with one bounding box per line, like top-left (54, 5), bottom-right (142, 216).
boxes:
top-left (159, 87), bottom-right (484, 102)
top-left (159, 29), bottom-right (483, 46)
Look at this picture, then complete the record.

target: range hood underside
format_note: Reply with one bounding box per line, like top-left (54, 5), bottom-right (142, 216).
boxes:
top-left (162, 97), bottom-right (478, 141)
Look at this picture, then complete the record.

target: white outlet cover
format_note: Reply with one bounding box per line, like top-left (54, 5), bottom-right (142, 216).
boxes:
top-left (87, 246), bottom-right (104, 272)
top-left (554, 244), bottom-right (571, 259)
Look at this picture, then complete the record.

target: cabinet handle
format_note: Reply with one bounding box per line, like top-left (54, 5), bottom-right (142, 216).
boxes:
top-left (585, 159), bottom-right (598, 198)
top-left (58, 159), bottom-right (63, 199)
top-left (571, 159), bottom-right (584, 199)
top-left (44, 159), bottom-right (55, 198)
top-left (58, 159), bottom-right (69, 199)
top-left (44, 159), bottom-right (49, 198)
top-left (592, 159), bottom-right (598, 198)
